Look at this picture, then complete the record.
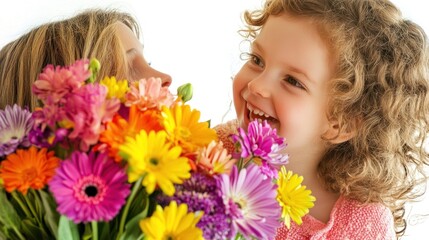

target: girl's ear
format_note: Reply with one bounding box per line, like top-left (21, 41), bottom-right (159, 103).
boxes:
top-left (324, 118), bottom-right (358, 144)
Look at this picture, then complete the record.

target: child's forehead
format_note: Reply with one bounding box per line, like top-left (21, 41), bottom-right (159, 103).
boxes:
top-left (252, 14), bottom-right (336, 87)
top-left (255, 14), bottom-right (331, 56)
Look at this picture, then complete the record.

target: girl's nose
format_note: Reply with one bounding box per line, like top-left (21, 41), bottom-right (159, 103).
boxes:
top-left (155, 70), bottom-right (172, 87)
top-left (247, 77), bottom-right (270, 98)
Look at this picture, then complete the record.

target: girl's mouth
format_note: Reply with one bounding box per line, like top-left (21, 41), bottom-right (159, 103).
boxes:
top-left (246, 103), bottom-right (278, 124)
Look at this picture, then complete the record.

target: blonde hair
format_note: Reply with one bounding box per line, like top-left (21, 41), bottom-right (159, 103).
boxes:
top-left (242, 0), bottom-right (429, 236)
top-left (0, 9), bottom-right (140, 110)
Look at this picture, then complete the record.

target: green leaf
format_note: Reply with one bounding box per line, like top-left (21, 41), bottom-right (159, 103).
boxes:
top-left (39, 190), bottom-right (60, 239)
top-left (82, 223), bottom-right (92, 240)
top-left (21, 218), bottom-right (47, 240)
top-left (118, 212), bottom-right (145, 240)
top-left (0, 226), bottom-right (8, 239)
top-left (119, 194), bottom-right (149, 240)
top-left (99, 222), bottom-right (111, 240)
top-left (0, 189), bottom-right (21, 229)
top-left (58, 216), bottom-right (79, 240)
top-left (128, 186), bottom-right (148, 219)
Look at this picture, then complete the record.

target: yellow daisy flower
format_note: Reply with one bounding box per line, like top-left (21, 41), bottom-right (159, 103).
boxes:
top-left (119, 130), bottom-right (191, 196)
top-left (162, 104), bottom-right (217, 154)
top-left (140, 201), bottom-right (203, 240)
top-left (276, 166), bottom-right (316, 229)
top-left (100, 76), bottom-right (129, 101)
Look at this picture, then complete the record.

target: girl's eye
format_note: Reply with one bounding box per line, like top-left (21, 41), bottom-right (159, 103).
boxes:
top-left (241, 52), bottom-right (264, 68)
top-left (249, 53), bottom-right (264, 68)
top-left (284, 76), bottom-right (305, 89)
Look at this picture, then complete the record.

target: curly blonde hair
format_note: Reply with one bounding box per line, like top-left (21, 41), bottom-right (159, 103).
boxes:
top-left (242, 0), bottom-right (429, 236)
top-left (0, 9), bottom-right (140, 111)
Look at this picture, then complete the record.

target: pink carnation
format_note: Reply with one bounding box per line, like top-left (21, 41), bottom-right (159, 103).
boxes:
top-left (65, 84), bottom-right (119, 151)
top-left (32, 59), bottom-right (90, 103)
top-left (125, 77), bottom-right (174, 110)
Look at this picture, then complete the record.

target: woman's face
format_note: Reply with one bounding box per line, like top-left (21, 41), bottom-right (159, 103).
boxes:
top-left (115, 22), bottom-right (172, 87)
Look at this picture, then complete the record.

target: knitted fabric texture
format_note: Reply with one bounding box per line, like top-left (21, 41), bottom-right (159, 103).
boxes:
top-left (214, 120), bottom-right (396, 240)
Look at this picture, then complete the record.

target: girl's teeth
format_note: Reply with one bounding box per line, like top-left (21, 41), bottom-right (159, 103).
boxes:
top-left (248, 104), bottom-right (271, 118)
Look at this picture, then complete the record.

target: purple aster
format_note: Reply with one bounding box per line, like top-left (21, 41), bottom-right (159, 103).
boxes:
top-left (49, 151), bottom-right (130, 223)
top-left (0, 104), bottom-right (34, 157)
top-left (219, 164), bottom-right (282, 239)
top-left (231, 120), bottom-right (289, 178)
top-left (158, 172), bottom-right (232, 239)
top-left (28, 108), bottom-right (69, 149)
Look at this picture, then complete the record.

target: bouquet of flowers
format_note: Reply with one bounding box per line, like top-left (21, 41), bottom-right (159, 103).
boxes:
top-left (0, 58), bottom-right (315, 240)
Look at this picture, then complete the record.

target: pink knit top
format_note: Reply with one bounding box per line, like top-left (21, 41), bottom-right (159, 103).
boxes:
top-left (214, 120), bottom-right (396, 240)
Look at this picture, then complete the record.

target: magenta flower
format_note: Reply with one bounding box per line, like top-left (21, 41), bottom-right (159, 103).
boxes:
top-left (231, 120), bottom-right (289, 178)
top-left (49, 151), bottom-right (130, 223)
top-left (219, 164), bottom-right (281, 239)
top-left (0, 104), bottom-right (34, 157)
top-left (32, 59), bottom-right (90, 103)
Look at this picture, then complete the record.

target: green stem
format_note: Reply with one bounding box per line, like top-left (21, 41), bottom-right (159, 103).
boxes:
top-left (243, 156), bottom-right (254, 168)
top-left (10, 192), bottom-right (35, 240)
top-left (117, 177), bottom-right (143, 239)
top-left (92, 221), bottom-right (98, 240)
top-left (11, 225), bottom-right (26, 240)
top-left (237, 157), bottom-right (255, 170)
top-left (11, 191), bottom-right (31, 217)
top-left (237, 158), bottom-right (244, 171)
top-left (28, 189), bottom-right (49, 237)
top-left (25, 189), bottom-right (40, 221)
top-left (234, 232), bottom-right (244, 240)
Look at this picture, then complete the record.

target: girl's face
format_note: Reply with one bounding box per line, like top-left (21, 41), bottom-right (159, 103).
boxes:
top-left (115, 22), bottom-right (172, 87)
top-left (233, 14), bottom-right (336, 163)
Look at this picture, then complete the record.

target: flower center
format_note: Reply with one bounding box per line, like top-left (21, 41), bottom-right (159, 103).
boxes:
top-left (227, 198), bottom-right (245, 219)
top-left (176, 126), bottom-right (191, 139)
top-left (84, 185), bottom-right (98, 197)
top-left (150, 157), bottom-right (159, 166)
top-left (22, 168), bottom-right (37, 182)
top-left (74, 174), bottom-right (107, 204)
top-left (0, 129), bottom-right (22, 143)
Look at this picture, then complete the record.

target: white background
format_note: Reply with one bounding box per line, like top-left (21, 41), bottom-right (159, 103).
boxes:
top-left (1, 0), bottom-right (428, 238)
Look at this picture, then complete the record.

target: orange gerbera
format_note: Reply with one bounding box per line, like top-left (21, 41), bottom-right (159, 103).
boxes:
top-left (99, 105), bottom-right (164, 162)
top-left (0, 146), bottom-right (60, 195)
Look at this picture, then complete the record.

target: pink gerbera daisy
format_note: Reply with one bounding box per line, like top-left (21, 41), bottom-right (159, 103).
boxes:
top-left (49, 151), bottom-right (130, 223)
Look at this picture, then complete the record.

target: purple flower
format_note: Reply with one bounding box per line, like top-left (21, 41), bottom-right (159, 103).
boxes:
top-left (29, 126), bottom-right (68, 149)
top-left (49, 151), bottom-right (130, 223)
top-left (231, 120), bottom-right (289, 178)
top-left (158, 172), bottom-right (232, 239)
top-left (0, 104), bottom-right (34, 157)
top-left (219, 164), bottom-right (281, 239)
